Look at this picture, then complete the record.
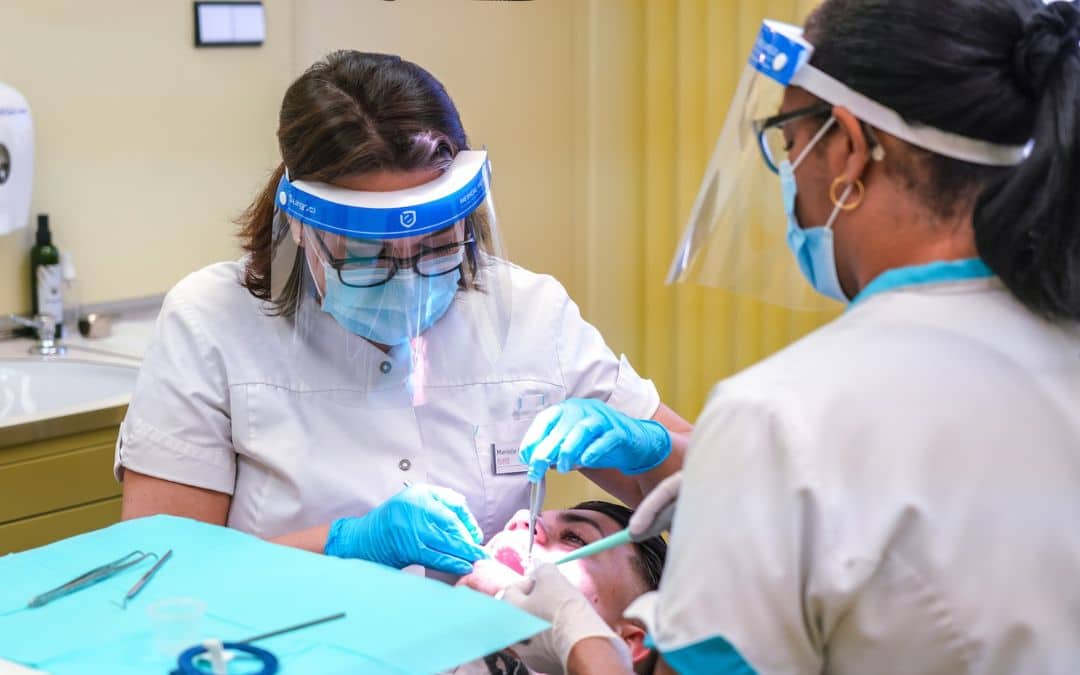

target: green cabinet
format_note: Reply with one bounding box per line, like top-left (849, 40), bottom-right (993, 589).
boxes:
top-left (0, 425), bottom-right (123, 554)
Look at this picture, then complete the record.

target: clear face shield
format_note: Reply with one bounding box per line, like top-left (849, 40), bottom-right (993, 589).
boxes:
top-left (269, 150), bottom-right (511, 407)
top-left (667, 20), bottom-right (1033, 309)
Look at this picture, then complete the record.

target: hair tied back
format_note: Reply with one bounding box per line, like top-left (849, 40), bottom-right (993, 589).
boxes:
top-left (1012, 0), bottom-right (1080, 98)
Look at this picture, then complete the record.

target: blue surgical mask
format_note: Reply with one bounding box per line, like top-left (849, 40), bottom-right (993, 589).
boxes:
top-left (780, 117), bottom-right (850, 303)
top-left (321, 266), bottom-right (461, 345)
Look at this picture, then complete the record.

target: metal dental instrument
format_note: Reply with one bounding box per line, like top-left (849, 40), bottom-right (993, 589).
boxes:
top-left (526, 476), bottom-right (546, 569)
top-left (237, 611), bottom-right (347, 644)
top-left (28, 550), bottom-right (157, 609)
top-left (176, 612), bottom-right (347, 675)
top-left (121, 549), bottom-right (173, 609)
top-left (553, 500), bottom-right (676, 566)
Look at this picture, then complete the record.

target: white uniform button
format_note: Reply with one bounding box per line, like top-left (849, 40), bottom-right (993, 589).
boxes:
top-left (380, 361), bottom-right (392, 374)
top-left (398, 459), bottom-right (412, 472)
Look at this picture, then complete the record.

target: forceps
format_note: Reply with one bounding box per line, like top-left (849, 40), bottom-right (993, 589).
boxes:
top-left (28, 550), bottom-right (157, 609)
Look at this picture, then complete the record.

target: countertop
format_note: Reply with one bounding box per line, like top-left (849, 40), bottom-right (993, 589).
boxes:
top-left (0, 307), bottom-right (158, 448)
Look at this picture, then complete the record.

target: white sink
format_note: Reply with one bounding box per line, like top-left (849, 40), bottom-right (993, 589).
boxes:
top-left (0, 358), bottom-right (139, 421)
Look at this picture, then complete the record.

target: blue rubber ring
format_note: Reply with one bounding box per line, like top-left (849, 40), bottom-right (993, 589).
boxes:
top-left (173, 641), bottom-right (280, 675)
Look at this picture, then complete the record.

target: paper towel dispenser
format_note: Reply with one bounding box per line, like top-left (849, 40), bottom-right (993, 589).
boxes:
top-left (0, 82), bottom-right (34, 237)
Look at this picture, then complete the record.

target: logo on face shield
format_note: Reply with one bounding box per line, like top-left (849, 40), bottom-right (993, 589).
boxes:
top-left (399, 210), bottom-right (417, 228)
top-left (278, 191), bottom-right (287, 206)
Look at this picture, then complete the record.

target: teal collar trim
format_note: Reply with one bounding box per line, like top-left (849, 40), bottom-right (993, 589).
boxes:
top-left (850, 258), bottom-right (993, 309)
top-left (658, 634), bottom-right (758, 675)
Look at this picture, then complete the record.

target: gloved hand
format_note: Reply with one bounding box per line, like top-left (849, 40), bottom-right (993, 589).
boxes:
top-left (628, 471), bottom-right (681, 539)
top-left (499, 563), bottom-right (631, 675)
top-left (458, 558), bottom-right (525, 597)
top-left (323, 483), bottom-right (488, 575)
top-left (519, 398), bottom-right (672, 482)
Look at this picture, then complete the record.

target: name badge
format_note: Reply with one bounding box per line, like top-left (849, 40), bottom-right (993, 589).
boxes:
top-left (491, 439), bottom-right (528, 475)
top-left (476, 419), bottom-right (530, 475)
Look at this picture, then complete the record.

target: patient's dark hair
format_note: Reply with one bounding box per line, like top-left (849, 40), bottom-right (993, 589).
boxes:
top-left (572, 500), bottom-right (667, 591)
top-left (572, 501), bottom-right (665, 675)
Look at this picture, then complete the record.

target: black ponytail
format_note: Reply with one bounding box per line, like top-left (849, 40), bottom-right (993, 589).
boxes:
top-left (974, 2), bottom-right (1080, 320)
top-left (805, 0), bottom-right (1080, 321)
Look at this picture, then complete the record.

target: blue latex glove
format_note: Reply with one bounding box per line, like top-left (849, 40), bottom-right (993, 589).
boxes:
top-left (323, 484), bottom-right (489, 575)
top-left (518, 398), bottom-right (672, 482)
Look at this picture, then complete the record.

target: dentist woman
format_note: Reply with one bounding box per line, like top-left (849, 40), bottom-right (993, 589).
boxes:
top-left (116, 51), bottom-right (689, 577)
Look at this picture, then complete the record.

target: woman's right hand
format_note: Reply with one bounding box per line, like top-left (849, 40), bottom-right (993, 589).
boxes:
top-left (323, 483), bottom-right (489, 575)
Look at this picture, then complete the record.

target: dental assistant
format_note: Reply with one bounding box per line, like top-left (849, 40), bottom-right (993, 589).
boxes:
top-left (115, 51), bottom-right (690, 577)
top-left (499, 1), bottom-right (1080, 673)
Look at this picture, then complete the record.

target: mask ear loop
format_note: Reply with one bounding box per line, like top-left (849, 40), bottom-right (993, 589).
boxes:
top-left (830, 178), bottom-right (864, 211)
top-left (820, 118), bottom-right (881, 231)
top-left (791, 117), bottom-right (838, 170)
top-left (822, 181), bottom-right (858, 232)
top-left (823, 120), bottom-right (881, 227)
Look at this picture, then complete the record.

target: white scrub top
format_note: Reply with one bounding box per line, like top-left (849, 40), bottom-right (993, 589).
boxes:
top-left (114, 260), bottom-right (659, 541)
top-left (629, 275), bottom-right (1080, 674)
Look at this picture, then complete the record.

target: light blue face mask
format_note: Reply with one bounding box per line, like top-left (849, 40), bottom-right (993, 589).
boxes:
top-left (321, 266), bottom-right (461, 346)
top-left (780, 116), bottom-right (851, 303)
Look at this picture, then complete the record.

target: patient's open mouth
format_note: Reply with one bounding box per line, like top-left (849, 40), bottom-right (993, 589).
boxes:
top-left (494, 546), bottom-right (525, 575)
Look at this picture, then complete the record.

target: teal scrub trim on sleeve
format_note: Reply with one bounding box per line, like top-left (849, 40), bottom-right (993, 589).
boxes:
top-left (654, 635), bottom-right (759, 675)
top-left (849, 258), bottom-right (993, 309)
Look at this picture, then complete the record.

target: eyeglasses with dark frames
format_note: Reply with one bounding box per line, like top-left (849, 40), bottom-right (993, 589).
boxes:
top-left (311, 227), bottom-right (475, 288)
top-left (752, 102), bottom-right (833, 174)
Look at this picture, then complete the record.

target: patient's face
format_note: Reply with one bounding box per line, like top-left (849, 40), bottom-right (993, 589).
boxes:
top-left (462, 508), bottom-right (644, 626)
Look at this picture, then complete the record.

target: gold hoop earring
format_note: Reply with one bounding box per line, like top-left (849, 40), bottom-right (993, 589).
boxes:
top-left (830, 177), bottom-right (864, 211)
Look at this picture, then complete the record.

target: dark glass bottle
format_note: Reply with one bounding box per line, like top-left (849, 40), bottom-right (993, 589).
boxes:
top-left (30, 214), bottom-right (63, 338)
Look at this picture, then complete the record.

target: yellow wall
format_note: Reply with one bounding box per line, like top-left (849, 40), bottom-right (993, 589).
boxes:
top-left (552, 0), bottom-right (838, 508)
top-left (291, 0), bottom-right (586, 302)
top-left (0, 0), bottom-right (835, 509)
top-left (574, 0), bottom-right (836, 415)
top-left (0, 0), bottom-right (586, 315)
top-left (0, 0), bottom-right (292, 313)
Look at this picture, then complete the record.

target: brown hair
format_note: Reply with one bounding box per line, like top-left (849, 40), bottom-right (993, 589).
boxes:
top-left (237, 51), bottom-right (492, 315)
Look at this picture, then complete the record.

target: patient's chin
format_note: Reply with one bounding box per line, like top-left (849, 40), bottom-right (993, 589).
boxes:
top-left (458, 558), bottom-right (525, 596)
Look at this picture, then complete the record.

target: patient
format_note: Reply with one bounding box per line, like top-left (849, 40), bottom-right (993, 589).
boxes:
top-left (453, 501), bottom-right (666, 675)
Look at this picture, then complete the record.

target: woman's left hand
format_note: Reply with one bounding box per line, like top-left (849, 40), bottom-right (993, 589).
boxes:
top-left (518, 399), bottom-right (672, 482)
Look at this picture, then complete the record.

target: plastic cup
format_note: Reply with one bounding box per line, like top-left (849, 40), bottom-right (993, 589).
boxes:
top-left (147, 597), bottom-right (206, 659)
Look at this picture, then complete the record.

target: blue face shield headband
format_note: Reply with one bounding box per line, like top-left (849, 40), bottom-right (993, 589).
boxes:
top-left (276, 150), bottom-right (489, 240)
